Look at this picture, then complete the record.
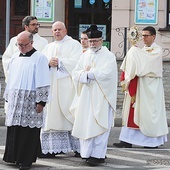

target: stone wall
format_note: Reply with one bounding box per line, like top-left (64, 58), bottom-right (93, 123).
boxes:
top-left (0, 58), bottom-right (169, 115)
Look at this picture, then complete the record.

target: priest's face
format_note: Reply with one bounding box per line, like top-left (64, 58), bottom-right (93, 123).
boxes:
top-left (24, 19), bottom-right (40, 35)
top-left (52, 22), bottom-right (67, 41)
top-left (80, 33), bottom-right (89, 49)
top-left (88, 38), bottom-right (103, 52)
top-left (16, 32), bottom-right (33, 54)
top-left (142, 30), bottom-right (155, 47)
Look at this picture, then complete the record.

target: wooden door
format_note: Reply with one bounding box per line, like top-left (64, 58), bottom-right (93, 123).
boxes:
top-left (0, 0), bottom-right (30, 54)
top-left (10, 0), bottom-right (30, 39)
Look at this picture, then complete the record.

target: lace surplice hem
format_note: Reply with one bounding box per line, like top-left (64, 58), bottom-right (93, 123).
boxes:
top-left (5, 86), bottom-right (50, 128)
top-left (41, 131), bottom-right (80, 154)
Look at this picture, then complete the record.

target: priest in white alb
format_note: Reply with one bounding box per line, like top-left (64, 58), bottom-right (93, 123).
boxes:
top-left (39, 21), bottom-right (82, 158)
top-left (113, 26), bottom-right (168, 148)
top-left (71, 25), bottom-right (117, 166)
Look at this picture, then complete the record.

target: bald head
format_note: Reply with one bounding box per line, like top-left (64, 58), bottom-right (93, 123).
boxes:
top-left (52, 21), bottom-right (67, 41)
top-left (17, 31), bottom-right (33, 42)
top-left (16, 31), bottom-right (34, 54)
top-left (52, 21), bottom-right (66, 29)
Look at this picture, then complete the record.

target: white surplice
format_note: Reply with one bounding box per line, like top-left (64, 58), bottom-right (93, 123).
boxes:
top-left (2, 33), bottom-right (48, 82)
top-left (2, 34), bottom-right (48, 116)
top-left (4, 51), bottom-right (50, 128)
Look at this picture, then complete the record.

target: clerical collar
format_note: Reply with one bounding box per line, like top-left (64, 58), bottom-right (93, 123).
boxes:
top-left (19, 48), bottom-right (36, 57)
top-left (95, 47), bottom-right (101, 53)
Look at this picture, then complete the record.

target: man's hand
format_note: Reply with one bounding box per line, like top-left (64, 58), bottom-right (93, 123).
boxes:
top-left (36, 104), bottom-right (44, 113)
top-left (49, 57), bottom-right (58, 67)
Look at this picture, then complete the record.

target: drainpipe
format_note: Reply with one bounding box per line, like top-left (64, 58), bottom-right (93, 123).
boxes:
top-left (124, 27), bottom-right (127, 57)
top-left (6, 0), bottom-right (10, 47)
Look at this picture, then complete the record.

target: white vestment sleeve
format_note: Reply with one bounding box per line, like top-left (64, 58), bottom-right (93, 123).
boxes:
top-left (79, 72), bottom-right (90, 84)
top-left (56, 59), bottom-right (69, 79)
top-left (87, 68), bottom-right (95, 80)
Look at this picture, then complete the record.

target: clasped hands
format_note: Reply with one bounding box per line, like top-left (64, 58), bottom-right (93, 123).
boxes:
top-left (49, 57), bottom-right (58, 67)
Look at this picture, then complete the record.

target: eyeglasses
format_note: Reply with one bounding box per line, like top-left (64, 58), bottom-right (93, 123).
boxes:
top-left (88, 39), bottom-right (102, 43)
top-left (142, 34), bottom-right (153, 38)
top-left (29, 23), bottom-right (40, 27)
top-left (15, 42), bottom-right (31, 48)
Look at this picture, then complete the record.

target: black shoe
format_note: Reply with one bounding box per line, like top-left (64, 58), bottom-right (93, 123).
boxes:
top-left (19, 164), bottom-right (31, 170)
top-left (82, 157), bottom-right (88, 160)
top-left (74, 151), bottom-right (81, 157)
top-left (113, 141), bottom-right (132, 148)
top-left (144, 146), bottom-right (158, 149)
top-left (83, 156), bottom-right (106, 160)
top-left (16, 162), bottom-right (22, 166)
top-left (86, 157), bottom-right (104, 166)
top-left (99, 158), bottom-right (105, 163)
top-left (38, 153), bottom-right (55, 158)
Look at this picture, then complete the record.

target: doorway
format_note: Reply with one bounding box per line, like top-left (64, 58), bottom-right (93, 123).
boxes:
top-left (65, 0), bottom-right (112, 48)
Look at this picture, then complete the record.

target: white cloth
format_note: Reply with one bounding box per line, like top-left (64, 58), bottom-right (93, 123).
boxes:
top-left (42, 35), bottom-right (82, 131)
top-left (119, 127), bottom-right (167, 147)
top-left (6, 51), bottom-right (50, 90)
top-left (119, 43), bottom-right (168, 146)
top-left (2, 33), bottom-right (48, 82)
top-left (4, 51), bottom-right (50, 128)
top-left (56, 60), bottom-right (69, 79)
top-left (80, 105), bottom-right (113, 159)
top-left (71, 46), bottom-right (117, 140)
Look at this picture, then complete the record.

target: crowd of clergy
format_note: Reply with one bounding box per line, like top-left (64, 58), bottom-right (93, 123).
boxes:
top-left (1, 15), bottom-right (168, 170)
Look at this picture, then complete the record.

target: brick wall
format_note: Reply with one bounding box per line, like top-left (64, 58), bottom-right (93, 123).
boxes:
top-left (0, 58), bottom-right (170, 115)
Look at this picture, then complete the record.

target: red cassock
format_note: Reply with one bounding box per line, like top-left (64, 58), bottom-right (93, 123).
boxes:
top-left (120, 72), bottom-right (139, 128)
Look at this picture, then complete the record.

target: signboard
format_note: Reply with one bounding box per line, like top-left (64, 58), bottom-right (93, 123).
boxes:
top-left (135, 0), bottom-right (158, 24)
top-left (32, 0), bottom-right (54, 22)
top-left (79, 24), bottom-right (106, 40)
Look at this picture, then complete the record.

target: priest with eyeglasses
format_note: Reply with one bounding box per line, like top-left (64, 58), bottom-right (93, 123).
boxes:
top-left (70, 24), bottom-right (118, 166)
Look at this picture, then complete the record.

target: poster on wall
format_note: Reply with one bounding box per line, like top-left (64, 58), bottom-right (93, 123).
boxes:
top-left (135, 0), bottom-right (158, 24)
top-left (32, 0), bottom-right (54, 22)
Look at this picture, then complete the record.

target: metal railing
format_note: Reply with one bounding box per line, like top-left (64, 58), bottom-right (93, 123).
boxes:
top-left (114, 27), bottom-right (170, 59)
